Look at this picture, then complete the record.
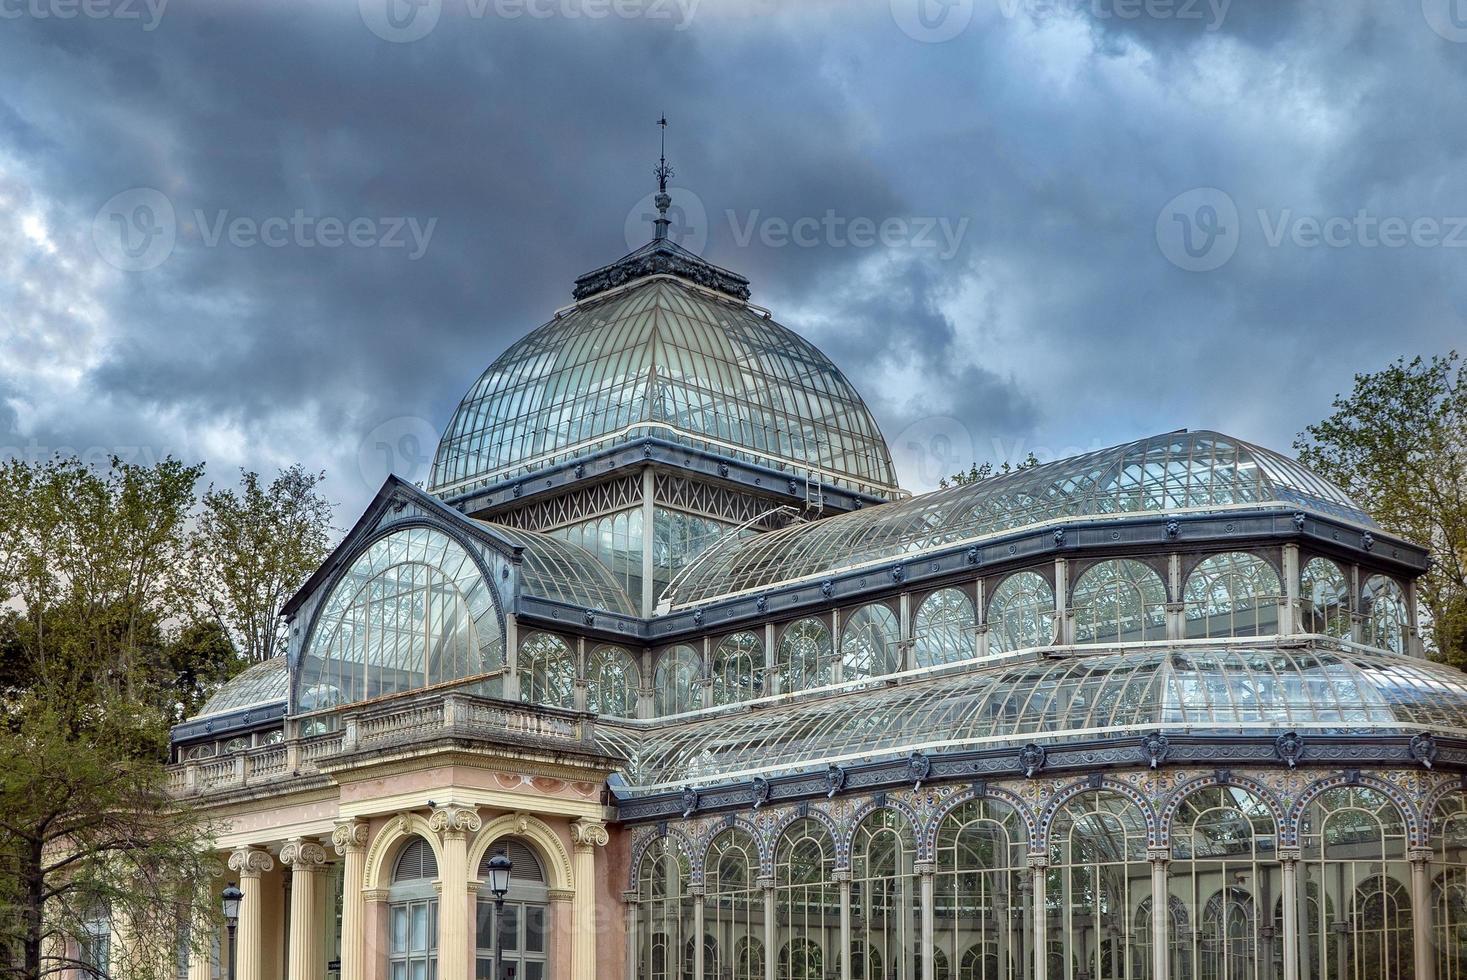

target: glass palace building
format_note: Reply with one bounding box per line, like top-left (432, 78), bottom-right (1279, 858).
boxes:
top-left (163, 227), bottom-right (1467, 980)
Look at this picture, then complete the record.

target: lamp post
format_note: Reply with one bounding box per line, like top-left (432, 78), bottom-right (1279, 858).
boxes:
top-left (221, 883), bottom-right (243, 980)
top-left (486, 850), bottom-right (513, 980)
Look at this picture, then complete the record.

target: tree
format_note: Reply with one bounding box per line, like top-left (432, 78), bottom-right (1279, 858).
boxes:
top-left (185, 466), bottom-right (333, 664)
top-left (940, 453), bottom-right (1041, 489)
top-left (1296, 352), bottom-right (1467, 668)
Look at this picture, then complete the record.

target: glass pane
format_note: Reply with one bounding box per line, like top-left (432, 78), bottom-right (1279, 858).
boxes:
top-left (525, 906), bottom-right (546, 953)
top-left (501, 905), bottom-right (520, 952)
top-left (410, 905), bottom-right (427, 952)
top-left (391, 908), bottom-right (408, 953)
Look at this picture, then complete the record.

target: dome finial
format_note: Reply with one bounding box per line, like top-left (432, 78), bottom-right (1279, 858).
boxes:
top-left (654, 114), bottom-right (673, 241)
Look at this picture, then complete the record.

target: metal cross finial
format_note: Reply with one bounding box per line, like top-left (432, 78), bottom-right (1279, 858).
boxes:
top-left (654, 114), bottom-right (673, 240)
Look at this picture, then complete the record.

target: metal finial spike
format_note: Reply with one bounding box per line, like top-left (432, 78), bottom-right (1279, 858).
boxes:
top-left (654, 115), bottom-right (673, 241)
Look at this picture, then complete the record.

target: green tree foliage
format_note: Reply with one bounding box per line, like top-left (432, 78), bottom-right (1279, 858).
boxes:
top-left (939, 453), bottom-right (1041, 489)
top-left (1296, 352), bottom-right (1467, 667)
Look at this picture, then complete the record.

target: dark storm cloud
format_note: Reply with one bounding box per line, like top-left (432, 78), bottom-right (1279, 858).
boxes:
top-left (1, 0), bottom-right (1464, 513)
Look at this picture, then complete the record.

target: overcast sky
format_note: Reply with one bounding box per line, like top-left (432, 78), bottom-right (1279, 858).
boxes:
top-left (2, 0), bottom-right (1464, 519)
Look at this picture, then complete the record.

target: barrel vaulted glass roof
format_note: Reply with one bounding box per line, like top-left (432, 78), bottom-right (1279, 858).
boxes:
top-left (429, 275), bottom-right (900, 500)
top-left (196, 656), bottom-right (289, 718)
top-left (478, 522), bottom-right (639, 617)
top-left (598, 640), bottom-right (1467, 794)
top-left (670, 430), bottom-right (1373, 606)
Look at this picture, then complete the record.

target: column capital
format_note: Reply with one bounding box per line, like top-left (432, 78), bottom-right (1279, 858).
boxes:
top-left (428, 803), bottom-right (482, 839)
top-left (332, 818), bottom-right (370, 855)
top-left (280, 838), bottom-right (329, 870)
top-left (228, 847), bottom-right (275, 878)
top-left (1025, 853), bottom-right (1049, 870)
top-left (913, 861), bottom-right (936, 877)
top-left (830, 870), bottom-right (851, 884)
top-left (622, 890), bottom-right (640, 905)
top-left (1276, 847), bottom-right (1302, 864)
top-left (757, 875), bottom-right (775, 890)
top-left (1409, 847), bottom-right (1434, 865)
top-left (364, 887), bottom-right (391, 903)
top-left (570, 817), bottom-right (609, 850)
top-left (1146, 847), bottom-right (1171, 866)
top-left (547, 887), bottom-right (575, 903)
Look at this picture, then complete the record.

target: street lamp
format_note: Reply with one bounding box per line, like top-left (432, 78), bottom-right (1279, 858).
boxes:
top-left (485, 850), bottom-right (513, 980)
top-left (221, 883), bottom-right (243, 980)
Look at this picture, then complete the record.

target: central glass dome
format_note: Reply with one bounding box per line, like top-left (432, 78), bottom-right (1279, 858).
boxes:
top-left (428, 242), bottom-right (900, 500)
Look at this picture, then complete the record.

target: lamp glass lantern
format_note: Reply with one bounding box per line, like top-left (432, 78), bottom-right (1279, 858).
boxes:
top-left (221, 883), bottom-right (243, 927)
top-left (486, 851), bottom-right (513, 900)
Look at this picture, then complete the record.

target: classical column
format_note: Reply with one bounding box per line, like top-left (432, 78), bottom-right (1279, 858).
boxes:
top-left (623, 892), bottom-right (640, 980)
top-left (1027, 854), bottom-right (1047, 980)
top-left (571, 818), bottom-right (610, 980)
top-left (1281, 543), bottom-right (1300, 635)
top-left (332, 820), bottom-right (370, 980)
top-left (429, 805), bottom-right (482, 980)
top-left (916, 862), bottom-right (935, 980)
top-left (227, 848), bottom-right (275, 980)
top-left (1410, 848), bottom-right (1436, 980)
top-left (690, 887), bottom-right (706, 980)
top-left (282, 839), bottom-right (329, 980)
top-left (834, 871), bottom-right (852, 980)
top-left (759, 876), bottom-right (776, 980)
top-left (1053, 559), bottom-right (1070, 645)
top-left (1279, 848), bottom-right (1300, 980)
top-left (1147, 849), bottom-right (1170, 980)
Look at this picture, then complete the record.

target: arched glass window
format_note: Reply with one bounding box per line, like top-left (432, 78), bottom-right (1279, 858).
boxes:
top-left (518, 633), bottom-right (575, 709)
top-left (845, 939), bottom-right (883, 980)
top-left (840, 604), bottom-right (900, 681)
top-left (1362, 576), bottom-right (1409, 654)
top-left (916, 947), bottom-right (951, 980)
top-left (1300, 557), bottom-right (1350, 637)
top-left (777, 619), bottom-right (834, 694)
top-left (1047, 791), bottom-right (1152, 980)
top-left (1430, 792), bottom-right (1467, 980)
top-left (297, 527), bottom-right (504, 710)
top-left (1072, 559), bottom-right (1168, 645)
top-left (712, 632), bottom-right (762, 706)
top-left (775, 819), bottom-right (835, 980)
top-left (913, 588), bottom-right (977, 667)
top-left (1134, 896), bottom-right (1190, 980)
top-left (705, 829), bottom-right (760, 980)
top-left (1300, 787), bottom-right (1413, 980)
top-left (936, 798), bottom-right (1026, 980)
top-left (475, 839), bottom-right (549, 980)
top-left (636, 838), bottom-right (692, 980)
top-left (987, 571), bottom-right (1055, 654)
top-left (79, 907), bottom-right (111, 979)
top-left (851, 810), bottom-right (918, 980)
top-left (683, 936), bottom-right (718, 980)
top-left (1183, 552), bottom-right (1282, 638)
top-left (585, 645), bottom-right (637, 717)
top-left (653, 646), bottom-right (702, 716)
top-left (390, 838), bottom-right (438, 980)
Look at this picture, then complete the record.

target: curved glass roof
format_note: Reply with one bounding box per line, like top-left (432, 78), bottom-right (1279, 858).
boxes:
top-left (197, 656), bottom-right (289, 718)
top-left (599, 640), bottom-right (1467, 794)
top-left (672, 430), bottom-right (1373, 605)
top-left (478, 521), bottom-right (639, 617)
top-left (429, 276), bottom-right (900, 500)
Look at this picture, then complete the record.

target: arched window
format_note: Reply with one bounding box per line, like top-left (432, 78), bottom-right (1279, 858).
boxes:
top-left (684, 936), bottom-right (718, 980)
top-left (987, 571), bottom-right (1055, 654)
top-left (585, 645), bottom-right (637, 717)
top-left (653, 646), bottom-right (702, 716)
top-left (712, 632), bottom-right (762, 706)
top-left (1300, 557), bottom-right (1349, 637)
top-left (845, 939), bottom-right (883, 980)
top-left (840, 603), bottom-right (900, 681)
top-left (79, 907), bottom-right (111, 979)
top-left (916, 947), bottom-right (951, 980)
top-left (851, 810), bottom-right (918, 980)
top-left (705, 829), bottom-right (760, 980)
top-left (1134, 896), bottom-right (1190, 980)
top-left (475, 839), bottom-right (548, 980)
top-left (775, 819), bottom-right (835, 980)
top-left (1300, 786), bottom-right (1413, 980)
top-left (518, 633), bottom-right (575, 709)
top-left (1430, 792), bottom-right (1467, 980)
top-left (1071, 559), bottom-right (1168, 645)
top-left (777, 619), bottom-right (834, 694)
top-left (298, 527), bottom-right (504, 709)
top-left (1047, 791), bottom-right (1152, 980)
top-left (936, 798), bottom-right (1027, 980)
top-left (1183, 552), bottom-right (1282, 638)
top-left (636, 838), bottom-right (692, 980)
top-left (913, 588), bottom-right (977, 667)
top-left (1362, 576), bottom-right (1409, 654)
top-left (390, 838), bottom-right (438, 980)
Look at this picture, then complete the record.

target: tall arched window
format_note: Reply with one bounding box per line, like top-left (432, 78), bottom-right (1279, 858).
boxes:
top-left (733, 938), bottom-right (765, 980)
top-left (584, 645), bottom-right (637, 717)
top-left (1183, 552), bottom-right (1282, 638)
top-left (705, 829), bottom-right (760, 980)
top-left (913, 588), bottom-right (977, 667)
top-left (1300, 787), bottom-right (1413, 980)
top-left (475, 839), bottom-right (549, 980)
top-left (637, 838), bottom-right (692, 980)
top-left (851, 809), bottom-right (918, 980)
top-left (1047, 791), bottom-right (1153, 980)
top-left (775, 819), bottom-right (836, 980)
top-left (712, 632), bottom-right (762, 706)
top-left (987, 571), bottom-right (1055, 654)
top-left (840, 603), bottom-right (900, 681)
top-left (1430, 792), bottom-right (1467, 980)
top-left (390, 838), bottom-right (438, 980)
top-left (1071, 559), bottom-right (1168, 645)
top-left (1133, 896), bottom-right (1190, 980)
top-left (1362, 576), bottom-right (1409, 654)
top-left (1300, 557), bottom-right (1349, 638)
top-left (653, 646), bottom-right (702, 716)
top-left (777, 619), bottom-right (834, 694)
top-left (1171, 786), bottom-right (1280, 980)
top-left (518, 633), bottom-right (575, 709)
top-left (935, 798), bottom-right (1027, 980)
